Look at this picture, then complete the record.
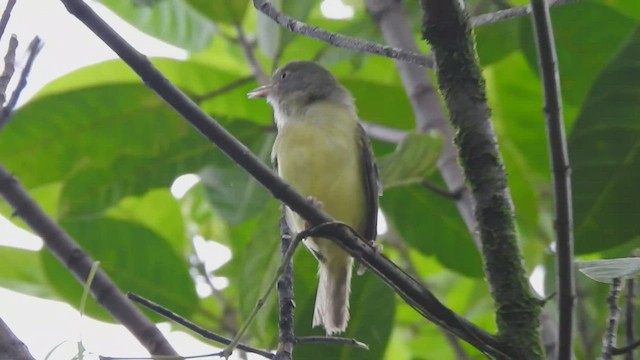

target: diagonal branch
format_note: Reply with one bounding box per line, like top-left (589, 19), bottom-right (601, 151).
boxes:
top-left (0, 165), bottom-right (178, 357)
top-left (253, 0), bottom-right (435, 68)
top-left (419, 0), bottom-right (544, 358)
top-left (0, 317), bottom-right (35, 360)
top-left (472, 0), bottom-right (573, 26)
top-left (57, 0), bottom-right (508, 356)
top-left (0, 0), bottom-right (16, 41)
top-left (529, 0), bottom-right (575, 358)
top-left (0, 35), bottom-right (17, 106)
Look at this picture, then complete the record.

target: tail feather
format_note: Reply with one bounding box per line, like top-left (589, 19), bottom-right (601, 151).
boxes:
top-left (313, 257), bottom-right (353, 335)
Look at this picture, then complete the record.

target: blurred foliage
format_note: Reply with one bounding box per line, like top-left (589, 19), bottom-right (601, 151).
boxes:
top-left (0, 0), bottom-right (639, 359)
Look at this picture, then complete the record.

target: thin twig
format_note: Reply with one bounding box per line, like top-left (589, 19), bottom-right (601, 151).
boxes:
top-left (295, 336), bottom-right (369, 350)
top-left (602, 278), bottom-right (623, 360)
top-left (235, 24), bottom-right (268, 84)
top-left (529, 0), bottom-right (575, 358)
top-left (0, 0), bottom-right (16, 40)
top-left (275, 217), bottom-right (295, 360)
top-left (127, 293), bottom-right (274, 359)
top-left (222, 223), bottom-right (324, 358)
top-left (0, 35), bottom-right (17, 106)
top-left (622, 278), bottom-right (636, 360)
top-left (421, 180), bottom-right (464, 200)
top-left (253, 0), bottom-right (435, 68)
top-left (193, 75), bottom-right (255, 104)
top-left (472, 0), bottom-right (573, 26)
top-left (0, 165), bottom-right (178, 357)
top-left (0, 36), bottom-right (43, 128)
top-left (58, 1), bottom-right (508, 356)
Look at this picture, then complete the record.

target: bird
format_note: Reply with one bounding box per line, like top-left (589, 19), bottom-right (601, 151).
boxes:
top-left (248, 61), bottom-right (380, 335)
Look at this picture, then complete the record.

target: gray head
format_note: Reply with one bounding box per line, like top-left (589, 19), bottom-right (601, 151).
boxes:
top-left (248, 61), bottom-right (353, 117)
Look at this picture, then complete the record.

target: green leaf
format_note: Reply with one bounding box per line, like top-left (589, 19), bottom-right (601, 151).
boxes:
top-left (520, 2), bottom-right (636, 107)
top-left (0, 247), bottom-right (57, 299)
top-left (105, 189), bottom-right (189, 255)
top-left (100, 0), bottom-right (216, 51)
top-left (41, 218), bottom-right (198, 322)
top-left (476, 17), bottom-right (520, 66)
top-left (381, 184), bottom-right (483, 278)
top-left (294, 272), bottom-right (395, 360)
top-left (570, 27), bottom-right (640, 253)
top-left (199, 126), bottom-right (274, 224)
top-left (221, 202), bottom-right (283, 344)
top-left (186, 0), bottom-right (249, 24)
top-left (57, 132), bottom-right (212, 219)
top-left (378, 131), bottom-right (442, 189)
top-left (577, 258), bottom-right (640, 283)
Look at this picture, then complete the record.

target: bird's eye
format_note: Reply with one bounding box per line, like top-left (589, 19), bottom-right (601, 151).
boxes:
top-left (281, 71), bottom-right (288, 79)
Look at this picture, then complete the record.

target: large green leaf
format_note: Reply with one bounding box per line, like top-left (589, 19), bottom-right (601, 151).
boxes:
top-left (105, 189), bottom-right (189, 254)
top-left (570, 27), bottom-right (640, 253)
top-left (294, 272), bottom-right (395, 360)
top-left (520, 2), bottom-right (636, 107)
top-left (476, 17), bottom-right (521, 66)
top-left (381, 184), bottom-right (483, 278)
top-left (100, 0), bottom-right (215, 51)
top-left (41, 217), bottom-right (198, 322)
top-left (199, 125), bottom-right (274, 224)
top-left (186, 0), bottom-right (249, 24)
top-left (378, 132), bottom-right (442, 189)
top-left (0, 247), bottom-right (57, 299)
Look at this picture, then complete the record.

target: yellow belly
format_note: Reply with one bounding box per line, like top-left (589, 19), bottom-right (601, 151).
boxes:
top-left (273, 104), bottom-right (365, 259)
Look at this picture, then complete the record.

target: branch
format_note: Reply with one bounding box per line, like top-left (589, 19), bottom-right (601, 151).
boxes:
top-left (602, 278), bottom-right (623, 360)
top-left (252, 0), bottom-right (435, 68)
top-left (235, 24), bottom-right (268, 84)
top-left (0, 35), bottom-right (17, 106)
top-left (0, 165), bottom-right (178, 357)
top-left (360, 121), bottom-right (407, 144)
top-left (613, 339), bottom-right (640, 356)
top-left (127, 293), bottom-right (274, 359)
top-left (275, 218), bottom-right (295, 360)
top-left (365, 0), bottom-right (479, 249)
top-left (0, 0), bottom-right (16, 40)
top-left (0, 317), bottom-right (35, 360)
top-left (58, 0), bottom-right (508, 356)
top-left (529, 0), bottom-right (575, 357)
top-left (0, 36), bottom-right (43, 128)
top-left (471, 0), bottom-right (573, 27)
top-left (420, 0), bottom-right (544, 358)
top-left (623, 278), bottom-right (636, 360)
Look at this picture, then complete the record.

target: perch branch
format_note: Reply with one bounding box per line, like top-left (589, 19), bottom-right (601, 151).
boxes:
top-left (0, 165), bottom-right (178, 357)
top-left (529, 0), bottom-right (575, 357)
top-left (420, 0), bottom-right (544, 358)
top-left (295, 336), bottom-right (368, 350)
top-left (58, 0), bottom-right (508, 356)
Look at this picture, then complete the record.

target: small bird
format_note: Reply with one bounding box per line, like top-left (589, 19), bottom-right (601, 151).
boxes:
top-left (248, 61), bottom-right (380, 335)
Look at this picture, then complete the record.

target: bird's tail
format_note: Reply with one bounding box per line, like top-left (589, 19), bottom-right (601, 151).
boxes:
top-left (313, 256), bottom-right (353, 335)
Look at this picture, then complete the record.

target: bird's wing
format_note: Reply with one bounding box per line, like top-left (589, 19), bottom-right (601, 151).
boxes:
top-left (357, 122), bottom-right (381, 242)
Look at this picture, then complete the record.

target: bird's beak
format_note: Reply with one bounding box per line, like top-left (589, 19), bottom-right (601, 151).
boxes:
top-left (247, 84), bottom-right (272, 99)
